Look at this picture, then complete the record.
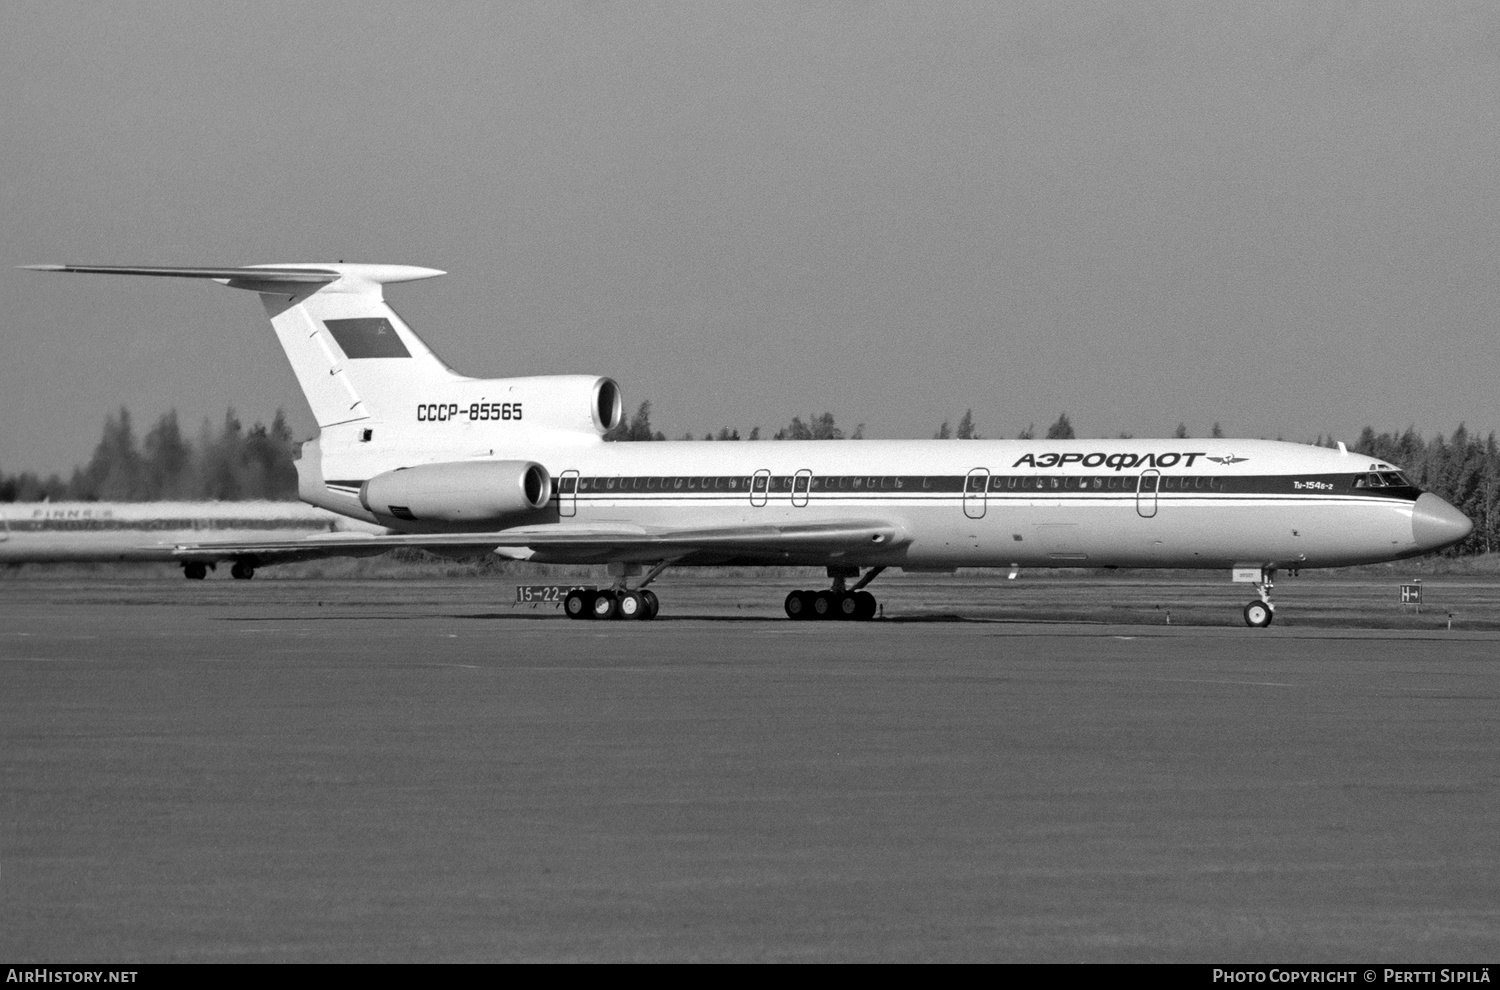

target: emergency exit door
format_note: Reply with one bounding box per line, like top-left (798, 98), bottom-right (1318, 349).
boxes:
top-left (1136, 470), bottom-right (1159, 518)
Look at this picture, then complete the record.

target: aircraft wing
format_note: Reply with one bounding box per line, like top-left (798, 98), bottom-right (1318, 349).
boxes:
top-left (169, 518), bottom-right (908, 566)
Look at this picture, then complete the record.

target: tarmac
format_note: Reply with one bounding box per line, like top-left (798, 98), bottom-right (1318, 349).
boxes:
top-left (2, 573), bottom-right (1498, 961)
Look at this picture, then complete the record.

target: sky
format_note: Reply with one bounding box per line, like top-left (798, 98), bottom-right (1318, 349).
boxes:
top-left (3, 0), bottom-right (1498, 474)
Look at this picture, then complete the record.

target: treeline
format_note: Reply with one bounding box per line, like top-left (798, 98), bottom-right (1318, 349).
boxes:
top-left (607, 405), bottom-right (1208, 442)
top-left (604, 402), bottom-right (863, 441)
top-left (7, 404), bottom-right (1498, 554)
top-left (0, 408), bottom-right (299, 502)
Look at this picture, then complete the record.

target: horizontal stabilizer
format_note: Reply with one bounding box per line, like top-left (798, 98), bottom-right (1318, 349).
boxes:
top-left (27, 262), bottom-right (452, 428)
top-left (23, 264), bottom-right (338, 282)
top-left (23, 263), bottom-right (445, 294)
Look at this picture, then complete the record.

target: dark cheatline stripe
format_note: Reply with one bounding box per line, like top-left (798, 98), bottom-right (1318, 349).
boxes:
top-left (558, 474), bottom-right (1422, 502)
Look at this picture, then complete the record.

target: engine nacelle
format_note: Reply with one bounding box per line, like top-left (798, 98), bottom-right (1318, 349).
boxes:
top-left (495, 375), bottom-right (622, 435)
top-left (360, 460), bottom-right (550, 524)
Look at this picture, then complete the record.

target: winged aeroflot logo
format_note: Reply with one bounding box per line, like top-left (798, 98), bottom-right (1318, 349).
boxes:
top-left (1206, 455), bottom-right (1249, 465)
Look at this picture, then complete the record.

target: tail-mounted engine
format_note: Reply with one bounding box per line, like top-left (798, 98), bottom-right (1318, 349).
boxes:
top-left (360, 460), bottom-right (551, 524)
top-left (508, 376), bottom-right (621, 435)
top-left (435, 376), bottom-right (622, 437)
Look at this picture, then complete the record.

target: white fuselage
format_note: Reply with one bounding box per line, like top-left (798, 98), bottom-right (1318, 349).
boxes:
top-left (306, 436), bottom-right (1446, 571)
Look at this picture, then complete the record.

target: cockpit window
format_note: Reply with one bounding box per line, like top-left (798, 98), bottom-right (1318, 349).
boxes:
top-left (1381, 472), bottom-right (1411, 487)
top-left (1354, 473), bottom-right (1385, 488)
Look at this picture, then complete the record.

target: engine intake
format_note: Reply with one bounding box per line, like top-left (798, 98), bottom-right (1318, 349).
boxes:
top-left (360, 460), bottom-right (550, 524)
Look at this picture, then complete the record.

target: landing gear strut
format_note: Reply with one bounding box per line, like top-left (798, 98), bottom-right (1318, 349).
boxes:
top-left (565, 561), bottom-right (668, 621)
top-left (1243, 568), bottom-right (1276, 628)
top-left (786, 566), bottom-right (884, 621)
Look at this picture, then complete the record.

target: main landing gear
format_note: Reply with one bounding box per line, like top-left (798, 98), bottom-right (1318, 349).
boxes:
top-left (565, 587), bottom-right (660, 621)
top-left (785, 566), bottom-right (885, 621)
top-left (182, 562), bottom-right (213, 580)
top-left (564, 560), bottom-right (668, 621)
top-left (1243, 568), bottom-right (1276, 628)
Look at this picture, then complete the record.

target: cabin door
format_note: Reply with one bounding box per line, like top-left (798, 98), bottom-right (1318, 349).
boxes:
top-left (964, 468), bottom-right (989, 519)
top-left (750, 469), bottom-right (770, 507)
top-left (558, 470), bottom-right (579, 518)
top-left (792, 469), bottom-right (812, 508)
top-left (1136, 470), bottom-right (1160, 519)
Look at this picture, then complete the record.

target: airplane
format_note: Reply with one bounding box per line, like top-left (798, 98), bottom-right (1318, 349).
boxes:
top-left (24, 262), bottom-right (1474, 626)
top-left (0, 500), bottom-right (387, 576)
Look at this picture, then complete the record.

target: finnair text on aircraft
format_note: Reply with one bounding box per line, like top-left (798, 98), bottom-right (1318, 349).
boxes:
top-left (1012, 451), bottom-right (1210, 469)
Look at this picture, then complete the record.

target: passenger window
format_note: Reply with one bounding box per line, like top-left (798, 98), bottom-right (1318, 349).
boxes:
top-left (752, 475), bottom-right (766, 492)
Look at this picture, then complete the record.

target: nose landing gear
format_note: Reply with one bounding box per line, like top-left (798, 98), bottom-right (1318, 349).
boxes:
top-left (1243, 568), bottom-right (1276, 628)
top-left (786, 566), bottom-right (884, 621)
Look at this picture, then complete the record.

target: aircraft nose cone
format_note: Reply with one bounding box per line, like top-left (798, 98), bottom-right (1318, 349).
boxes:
top-left (1411, 493), bottom-right (1473, 551)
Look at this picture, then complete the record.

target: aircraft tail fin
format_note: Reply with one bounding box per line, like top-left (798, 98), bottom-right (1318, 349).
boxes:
top-left (23, 263), bottom-right (457, 428)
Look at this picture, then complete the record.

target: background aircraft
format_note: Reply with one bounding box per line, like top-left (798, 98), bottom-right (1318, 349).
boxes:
top-left (0, 500), bottom-right (386, 577)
